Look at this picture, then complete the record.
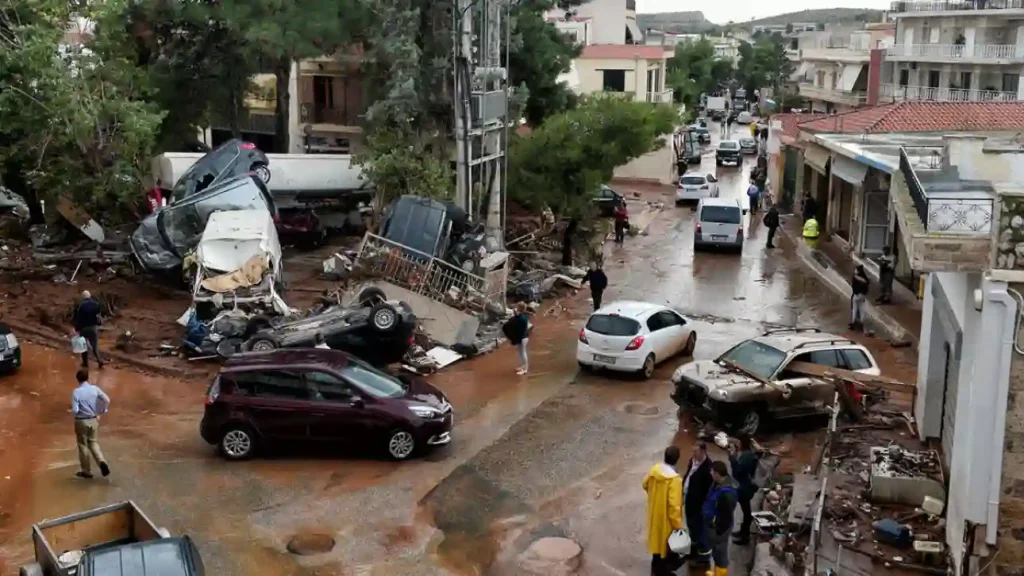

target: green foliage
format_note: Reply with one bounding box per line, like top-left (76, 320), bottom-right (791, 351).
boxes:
top-left (667, 39), bottom-right (733, 110)
top-left (358, 128), bottom-right (452, 204)
top-left (509, 0), bottom-right (582, 126)
top-left (736, 36), bottom-right (794, 96)
top-left (0, 0), bottom-right (164, 216)
top-left (508, 96), bottom-right (676, 218)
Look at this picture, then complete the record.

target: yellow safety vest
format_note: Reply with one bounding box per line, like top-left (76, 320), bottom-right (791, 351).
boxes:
top-left (802, 217), bottom-right (820, 239)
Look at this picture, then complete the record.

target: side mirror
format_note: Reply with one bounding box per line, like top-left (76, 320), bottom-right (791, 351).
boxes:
top-left (350, 397), bottom-right (365, 409)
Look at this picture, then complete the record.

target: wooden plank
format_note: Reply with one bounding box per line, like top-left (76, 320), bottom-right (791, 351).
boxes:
top-left (43, 507), bottom-right (131, 555)
top-left (786, 361), bottom-right (916, 394)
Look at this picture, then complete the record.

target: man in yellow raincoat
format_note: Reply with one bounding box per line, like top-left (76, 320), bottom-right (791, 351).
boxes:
top-left (643, 445), bottom-right (684, 575)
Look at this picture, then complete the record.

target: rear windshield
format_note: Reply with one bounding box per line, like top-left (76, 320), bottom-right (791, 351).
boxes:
top-left (700, 206), bottom-right (741, 224)
top-left (586, 314), bottom-right (641, 337)
top-left (719, 142), bottom-right (739, 150)
top-left (680, 176), bottom-right (706, 186)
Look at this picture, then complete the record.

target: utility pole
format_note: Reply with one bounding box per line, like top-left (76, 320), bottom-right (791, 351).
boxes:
top-left (452, 0), bottom-right (511, 248)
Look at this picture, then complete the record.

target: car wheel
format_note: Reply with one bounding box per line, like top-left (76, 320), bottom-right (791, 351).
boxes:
top-left (356, 286), bottom-right (387, 308)
top-left (220, 426), bottom-right (256, 460)
top-left (369, 303), bottom-right (399, 333)
top-left (252, 163), bottom-right (271, 183)
top-left (736, 410), bottom-right (762, 436)
top-left (19, 563), bottom-right (44, 576)
top-left (683, 332), bottom-right (697, 356)
top-left (639, 354), bottom-right (656, 380)
top-left (387, 429), bottom-right (416, 460)
top-left (246, 335), bottom-right (279, 352)
top-left (243, 315), bottom-right (273, 339)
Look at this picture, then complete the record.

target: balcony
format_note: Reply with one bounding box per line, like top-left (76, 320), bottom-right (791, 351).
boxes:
top-left (798, 83), bottom-right (868, 107)
top-left (890, 0), bottom-right (1024, 13)
top-left (299, 103), bottom-right (363, 127)
top-left (887, 43), bottom-right (1024, 63)
top-left (799, 47), bottom-right (871, 63)
top-left (645, 89), bottom-right (675, 103)
top-left (881, 83), bottom-right (1020, 102)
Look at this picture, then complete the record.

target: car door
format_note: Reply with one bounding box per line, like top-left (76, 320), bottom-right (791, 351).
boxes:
top-left (239, 370), bottom-right (311, 440)
top-left (840, 348), bottom-right (881, 376)
top-left (651, 310), bottom-right (687, 357)
top-left (776, 350), bottom-right (845, 417)
top-left (303, 369), bottom-right (365, 442)
top-left (644, 313), bottom-right (669, 359)
top-left (662, 310), bottom-right (692, 355)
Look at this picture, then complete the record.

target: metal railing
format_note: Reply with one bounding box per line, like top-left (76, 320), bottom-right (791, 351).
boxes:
top-left (887, 43), bottom-right (1022, 60)
top-left (898, 148), bottom-right (994, 234)
top-left (355, 233), bottom-right (507, 311)
top-left (798, 83), bottom-right (868, 105)
top-left (899, 148), bottom-right (930, 226)
top-left (891, 0), bottom-right (1024, 11)
top-left (300, 104), bottom-right (363, 126)
top-left (644, 89), bottom-right (675, 103)
top-left (881, 83), bottom-right (1020, 102)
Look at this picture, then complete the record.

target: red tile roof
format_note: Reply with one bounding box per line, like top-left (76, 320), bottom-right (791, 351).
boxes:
top-left (797, 102), bottom-right (1024, 134)
top-left (579, 44), bottom-right (670, 60)
top-left (772, 113), bottom-right (828, 144)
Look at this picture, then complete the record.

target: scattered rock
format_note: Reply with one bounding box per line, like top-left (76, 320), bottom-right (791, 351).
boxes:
top-left (518, 537), bottom-right (583, 575)
top-left (286, 532), bottom-right (336, 555)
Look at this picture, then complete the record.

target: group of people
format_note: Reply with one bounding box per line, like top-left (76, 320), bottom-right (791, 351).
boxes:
top-left (644, 437), bottom-right (761, 576)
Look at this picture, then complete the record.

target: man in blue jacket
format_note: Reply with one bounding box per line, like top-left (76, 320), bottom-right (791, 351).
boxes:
top-left (703, 460), bottom-right (737, 576)
top-left (729, 435), bottom-right (760, 546)
top-left (72, 290), bottom-right (104, 369)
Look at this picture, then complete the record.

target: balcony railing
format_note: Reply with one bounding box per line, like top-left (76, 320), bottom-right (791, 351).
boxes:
top-left (887, 43), bottom-right (1023, 60)
top-left (881, 83), bottom-right (1020, 102)
top-left (645, 89), bottom-right (675, 103)
top-left (798, 83), bottom-right (868, 106)
top-left (899, 148), bottom-right (994, 234)
top-left (299, 103), bottom-right (363, 126)
top-left (891, 0), bottom-right (1024, 12)
top-left (900, 148), bottom-right (930, 226)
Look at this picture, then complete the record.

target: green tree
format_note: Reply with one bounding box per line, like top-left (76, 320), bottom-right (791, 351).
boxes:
top-left (0, 0), bottom-right (164, 217)
top-left (220, 0), bottom-right (369, 153)
top-left (667, 39), bottom-right (733, 111)
top-left (736, 36), bottom-right (793, 96)
top-left (509, 0), bottom-right (582, 126)
top-left (508, 96), bottom-right (677, 218)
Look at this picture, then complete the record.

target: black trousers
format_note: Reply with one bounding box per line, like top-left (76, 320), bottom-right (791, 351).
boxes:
top-left (737, 487), bottom-right (754, 538)
top-left (614, 222), bottom-right (626, 243)
top-left (78, 326), bottom-right (102, 367)
top-left (766, 226), bottom-right (777, 247)
top-left (651, 551), bottom-right (682, 576)
top-left (591, 289), bottom-right (604, 311)
top-left (880, 270), bottom-right (895, 301)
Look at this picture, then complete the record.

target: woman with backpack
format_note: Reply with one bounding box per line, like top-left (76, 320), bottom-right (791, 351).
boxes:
top-left (503, 302), bottom-right (532, 375)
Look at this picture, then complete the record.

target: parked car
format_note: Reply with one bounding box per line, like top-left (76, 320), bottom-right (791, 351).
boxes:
top-left (736, 111), bottom-right (754, 124)
top-left (594, 185), bottom-right (624, 217)
top-left (200, 348), bottom-right (454, 460)
top-left (0, 321), bottom-right (22, 374)
top-left (738, 137), bottom-right (757, 155)
top-left (242, 286), bottom-right (416, 366)
top-left (131, 175), bottom-right (277, 272)
top-left (715, 140), bottom-right (742, 167)
top-left (694, 198), bottom-right (745, 252)
top-left (709, 108), bottom-right (726, 121)
top-left (676, 173), bottom-right (719, 203)
top-left (671, 328), bottom-right (881, 434)
top-left (577, 301), bottom-right (697, 379)
top-left (688, 125), bottom-right (711, 144)
top-left (168, 139), bottom-right (270, 203)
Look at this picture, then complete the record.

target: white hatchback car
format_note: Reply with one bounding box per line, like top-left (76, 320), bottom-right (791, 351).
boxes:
top-left (676, 172), bottom-right (719, 203)
top-left (736, 111), bottom-right (754, 124)
top-left (577, 301), bottom-right (697, 379)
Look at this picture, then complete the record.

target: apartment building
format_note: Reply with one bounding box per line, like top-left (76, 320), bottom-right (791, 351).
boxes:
top-left (884, 0), bottom-right (1024, 103)
top-left (794, 24), bottom-right (895, 113)
top-left (551, 0), bottom-right (641, 45)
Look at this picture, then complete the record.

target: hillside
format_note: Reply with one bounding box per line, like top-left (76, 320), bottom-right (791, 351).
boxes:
top-left (635, 11), bottom-right (714, 34)
top-left (637, 8), bottom-right (883, 34)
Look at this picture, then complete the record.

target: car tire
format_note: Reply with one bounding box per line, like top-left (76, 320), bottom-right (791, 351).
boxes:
top-left (244, 315), bottom-right (274, 339)
top-left (19, 563), bottom-right (44, 576)
top-left (252, 162), bottom-right (271, 183)
top-left (639, 354), bottom-right (656, 380)
top-left (356, 286), bottom-right (387, 308)
top-left (245, 334), bottom-right (280, 352)
top-left (386, 429), bottom-right (416, 460)
top-left (683, 332), bottom-right (697, 356)
top-left (220, 425), bottom-right (256, 460)
top-left (735, 409), bottom-right (763, 436)
top-left (369, 303), bottom-right (399, 333)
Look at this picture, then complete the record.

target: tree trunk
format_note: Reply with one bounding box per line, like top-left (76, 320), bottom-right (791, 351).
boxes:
top-left (228, 83), bottom-right (242, 139)
top-left (273, 60), bottom-right (291, 153)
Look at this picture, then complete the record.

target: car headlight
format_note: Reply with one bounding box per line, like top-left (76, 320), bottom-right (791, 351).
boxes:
top-left (410, 405), bottom-right (443, 419)
top-left (5, 333), bottom-right (17, 349)
top-left (714, 389), bottom-right (728, 399)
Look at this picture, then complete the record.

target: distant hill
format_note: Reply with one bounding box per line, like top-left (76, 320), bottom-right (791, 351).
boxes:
top-left (637, 8), bottom-right (883, 34)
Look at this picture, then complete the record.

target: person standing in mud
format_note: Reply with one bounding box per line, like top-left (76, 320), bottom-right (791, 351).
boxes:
top-left (613, 201), bottom-right (629, 244)
top-left (581, 261), bottom-right (609, 311)
top-left (72, 369), bottom-right (111, 479)
top-left (729, 436), bottom-right (759, 546)
top-left (850, 265), bottom-right (870, 331)
top-left (703, 460), bottom-right (737, 576)
top-left (643, 445), bottom-right (684, 576)
top-left (72, 290), bottom-right (104, 369)
top-left (502, 302), bottom-right (532, 376)
top-left (684, 442), bottom-right (714, 566)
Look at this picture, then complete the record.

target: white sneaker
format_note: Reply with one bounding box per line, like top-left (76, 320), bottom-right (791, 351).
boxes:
top-left (515, 368), bottom-right (526, 375)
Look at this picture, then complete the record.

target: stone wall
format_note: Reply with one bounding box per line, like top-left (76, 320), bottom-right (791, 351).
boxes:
top-left (995, 195), bottom-right (1024, 271)
top-left (996, 286), bottom-right (1024, 573)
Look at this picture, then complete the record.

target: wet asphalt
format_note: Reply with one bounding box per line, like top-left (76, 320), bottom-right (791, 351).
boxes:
top-left (0, 121), bottom-right (917, 576)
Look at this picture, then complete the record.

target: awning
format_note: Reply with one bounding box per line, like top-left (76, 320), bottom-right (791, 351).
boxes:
top-left (832, 154), bottom-right (869, 186)
top-left (626, 19), bottom-right (643, 44)
top-left (841, 64), bottom-right (864, 92)
top-left (805, 143), bottom-right (831, 174)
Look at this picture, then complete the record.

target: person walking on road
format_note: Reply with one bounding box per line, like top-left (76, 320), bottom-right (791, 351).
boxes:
top-left (877, 246), bottom-right (895, 304)
top-left (684, 442), bottom-right (715, 566)
top-left (725, 113), bottom-right (735, 137)
top-left (850, 265), bottom-right (870, 331)
top-left (503, 302), bottom-right (532, 375)
top-left (746, 179), bottom-right (761, 216)
top-left (729, 436), bottom-right (759, 546)
top-left (801, 194), bottom-right (818, 224)
top-left (763, 204), bottom-right (780, 249)
top-left (703, 460), bottom-right (738, 576)
top-left (643, 445), bottom-right (684, 576)
top-left (72, 369), bottom-right (111, 479)
top-left (613, 201), bottom-right (629, 244)
top-left (581, 262), bottom-right (609, 311)
top-left (72, 290), bottom-right (104, 369)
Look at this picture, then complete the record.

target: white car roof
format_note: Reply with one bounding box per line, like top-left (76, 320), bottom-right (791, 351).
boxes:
top-left (751, 329), bottom-right (860, 353)
top-left (593, 300), bottom-right (665, 320)
top-left (699, 197), bottom-right (741, 208)
top-left (681, 172), bottom-right (708, 180)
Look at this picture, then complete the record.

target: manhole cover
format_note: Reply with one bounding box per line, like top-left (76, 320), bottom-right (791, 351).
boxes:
top-left (287, 533), bottom-right (336, 555)
top-left (621, 402), bottom-right (659, 416)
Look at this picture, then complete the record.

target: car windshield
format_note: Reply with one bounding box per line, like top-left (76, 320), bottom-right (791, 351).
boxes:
top-left (340, 361), bottom-right (406, 399)
top-left (740, 139), bottom-right (755, 145)
top-left (681, 176), bottom-right (706, 186)
top-left (717, 340), bottom-right (787, 380)
top-left (719, 142), bottom-right (739, 150)
top-left (586, 314), bottom-right (641, 337)
top-left (171, 146), bottom-right (240, 200)
top-left (700, 206), bottom-right (741, 224)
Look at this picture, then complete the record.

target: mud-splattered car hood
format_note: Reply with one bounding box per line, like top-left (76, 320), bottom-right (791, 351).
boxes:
top-left (671, 360), bottom-right (762, 400)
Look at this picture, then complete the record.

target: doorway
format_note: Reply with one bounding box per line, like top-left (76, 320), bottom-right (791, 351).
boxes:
top-left (862, 191), bottom-right (890, 256)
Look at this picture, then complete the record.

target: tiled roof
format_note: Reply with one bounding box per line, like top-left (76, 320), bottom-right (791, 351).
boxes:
top-left (798, 102), bottom-right (1024, 134)
top-left (579, 44), bottom-right (670, 60)
top-left (772, 113), bottom-right (828, 141)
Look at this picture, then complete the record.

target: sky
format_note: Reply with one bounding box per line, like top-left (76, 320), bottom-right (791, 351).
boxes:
top-left (635, 0), bottom-right (891, 25)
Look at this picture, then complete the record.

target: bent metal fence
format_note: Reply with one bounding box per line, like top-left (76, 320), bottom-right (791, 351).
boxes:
top-left (355, 232), bottom-right (507, 312)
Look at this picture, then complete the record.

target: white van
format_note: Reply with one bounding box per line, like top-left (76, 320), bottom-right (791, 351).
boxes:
top-left (694, 198), bottom-right (746, 252)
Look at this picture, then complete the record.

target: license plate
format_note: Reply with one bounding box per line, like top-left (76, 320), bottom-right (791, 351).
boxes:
top-left (593, 354), bottom-right (616, 364)
top-left (712, 235), bottom-right (727, 240)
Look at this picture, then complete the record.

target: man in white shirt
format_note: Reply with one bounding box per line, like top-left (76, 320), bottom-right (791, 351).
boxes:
top-left (71, 369), bottom-right (111, 479)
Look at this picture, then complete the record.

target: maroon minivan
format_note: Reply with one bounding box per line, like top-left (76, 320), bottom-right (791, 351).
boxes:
top-left (200, 349), bottom-right (453, 461)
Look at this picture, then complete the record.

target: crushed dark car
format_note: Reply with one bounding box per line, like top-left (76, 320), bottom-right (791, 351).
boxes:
top-left (169, 139), bottom-right (269, 203)
top-left (241, 287), bottom-right (416, 366)
top-left (594, 185), bottom-right (624, 217)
